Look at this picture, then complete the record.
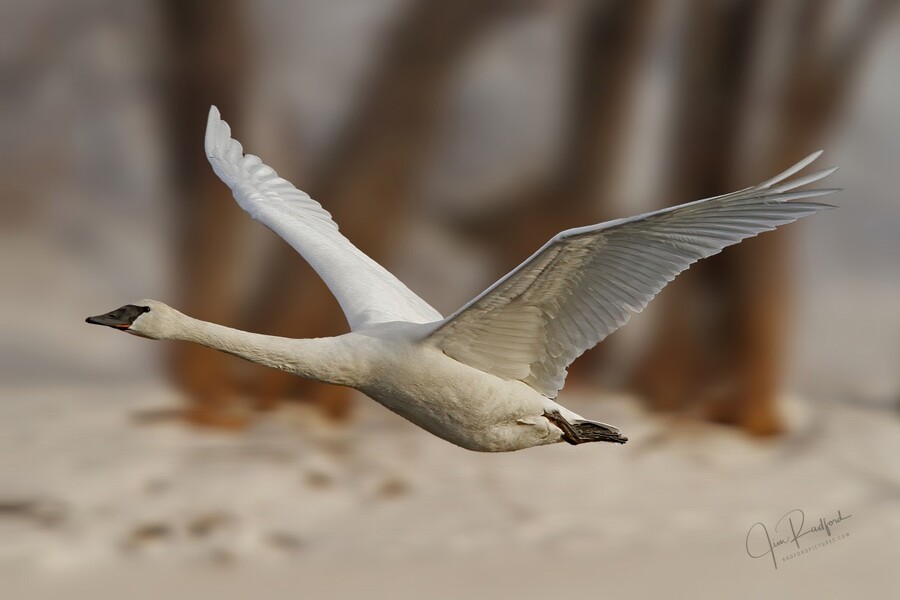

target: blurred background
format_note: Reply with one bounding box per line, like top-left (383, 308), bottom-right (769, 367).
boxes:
top-left (2, 0), bottom-right (899, 598)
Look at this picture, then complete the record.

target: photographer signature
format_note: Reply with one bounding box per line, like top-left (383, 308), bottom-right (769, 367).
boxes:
top-left (745, 508), bottom-right (852, 570)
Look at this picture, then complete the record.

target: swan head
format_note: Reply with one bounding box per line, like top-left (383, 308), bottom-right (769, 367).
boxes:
top-left (85, 299), bottom-right (177, 339)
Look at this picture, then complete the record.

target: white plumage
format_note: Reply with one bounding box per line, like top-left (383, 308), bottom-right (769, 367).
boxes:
top-left (87, 106), bottom-right (837, 452)
top-left (428, 152), bottom-right (836, 398)
top-left (204, 107), bottom-right (442, 329)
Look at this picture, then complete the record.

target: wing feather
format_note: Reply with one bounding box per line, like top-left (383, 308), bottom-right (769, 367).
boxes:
top-left (427, 153), bottom-right (837, 398)
top-left (204, 107), bottom-right (442, 330)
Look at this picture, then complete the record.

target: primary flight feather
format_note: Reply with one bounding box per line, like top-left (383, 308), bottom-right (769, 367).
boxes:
top-left (86, 107), bottom-right (836, 452)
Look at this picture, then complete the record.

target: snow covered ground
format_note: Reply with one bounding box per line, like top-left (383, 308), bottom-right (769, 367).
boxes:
top-left (3, 5), bottom-right (899, 598)
top-left (1, 384), bottom-right (897, 599)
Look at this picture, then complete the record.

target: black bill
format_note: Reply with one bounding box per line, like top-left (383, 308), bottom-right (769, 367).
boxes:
top-left (85, 304), bottom-right (150, 330)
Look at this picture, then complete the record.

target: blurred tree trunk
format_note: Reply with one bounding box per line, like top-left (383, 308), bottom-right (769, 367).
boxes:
top-left (631, 0), bottom-right (895, 435)
top-left (447, 0), bottom-right (659, 383)
top-left (628, 0), bottom-right (765, 422)
top-left (720, 0), bottom-right (898, 434)
top-left (160, 0), bottom-right (251, 427)
top-left (240, 0), bottom-right (524, 419)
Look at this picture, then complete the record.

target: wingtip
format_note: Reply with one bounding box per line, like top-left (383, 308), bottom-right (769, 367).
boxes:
top-left (816, 187), bottom-right (843, 196)
top-left (759, 150), bottom-right (827, 189)
top-left (206, 105), bottom-right (222, 131)
top-left (790, 150), bottom-right (825, 174)
top-left (767, 165), bottom-right (840, 195)
top-left (204, 105), bottom-right (228, 157)
top-left (816, 188), bottom-right (842, 208)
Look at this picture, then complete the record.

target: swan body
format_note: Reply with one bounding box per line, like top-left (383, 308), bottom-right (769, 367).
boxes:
top-left (87, 106), bottom-right (838, 452)
top-left (122, 302), bottom-right (571, 451)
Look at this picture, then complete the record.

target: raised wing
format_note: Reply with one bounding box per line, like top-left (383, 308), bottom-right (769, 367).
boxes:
top-left (426, 152), bottom-right (838, 398)
top-left (204, 107), bottom-right (442, 330)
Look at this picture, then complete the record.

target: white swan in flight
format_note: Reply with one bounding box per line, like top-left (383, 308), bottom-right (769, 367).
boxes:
top-left (87, 106), bottom-right (838, 452)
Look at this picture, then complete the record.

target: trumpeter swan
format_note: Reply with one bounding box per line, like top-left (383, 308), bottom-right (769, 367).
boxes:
top-left (87, 106), bottom-right (837, 452)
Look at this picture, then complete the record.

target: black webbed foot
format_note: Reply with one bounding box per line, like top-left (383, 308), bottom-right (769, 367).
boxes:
top-left (543, 410), bottom-right (628, 445)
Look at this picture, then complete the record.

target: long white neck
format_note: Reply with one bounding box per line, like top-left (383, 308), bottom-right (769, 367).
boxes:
top-left (165, 314), bottom-right (359, 387)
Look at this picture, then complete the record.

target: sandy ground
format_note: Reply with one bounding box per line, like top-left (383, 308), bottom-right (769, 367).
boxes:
top-left (1, 383), bottom-right (897, 599)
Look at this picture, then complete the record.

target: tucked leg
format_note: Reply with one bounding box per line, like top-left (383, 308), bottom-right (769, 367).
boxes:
top-left (543, 410), bottom-right (628, 445)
